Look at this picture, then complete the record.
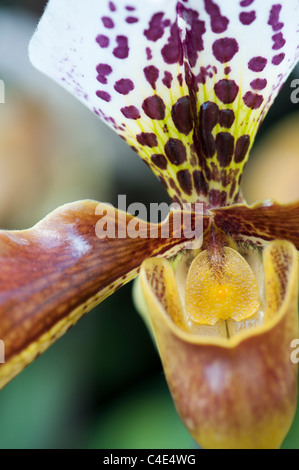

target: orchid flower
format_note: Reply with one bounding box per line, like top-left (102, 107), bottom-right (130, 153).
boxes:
top-left (0, 0), bottom-right (299, 449)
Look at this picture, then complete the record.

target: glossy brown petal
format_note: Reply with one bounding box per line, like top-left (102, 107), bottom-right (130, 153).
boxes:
top-left (212, 200), bottom-right (299, 249)
top-left (0, 200), bottom-right (209, 389)
top-left (140, 240), bottom-right (298, 449)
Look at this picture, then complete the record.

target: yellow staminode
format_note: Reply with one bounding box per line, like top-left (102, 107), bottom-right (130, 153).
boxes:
top-left (185, 247), bottom-right (260, 325)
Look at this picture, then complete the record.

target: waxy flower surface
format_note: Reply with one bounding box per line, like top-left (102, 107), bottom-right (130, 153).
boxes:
top-left (0, 0), bottom-right (299, 449)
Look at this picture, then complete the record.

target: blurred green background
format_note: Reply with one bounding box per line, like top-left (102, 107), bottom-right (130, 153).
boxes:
top-left (0, 0), bottom-right (298, 449)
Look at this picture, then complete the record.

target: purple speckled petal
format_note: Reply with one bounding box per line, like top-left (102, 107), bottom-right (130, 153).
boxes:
top-left (29, 0), bottom-right (299, 207)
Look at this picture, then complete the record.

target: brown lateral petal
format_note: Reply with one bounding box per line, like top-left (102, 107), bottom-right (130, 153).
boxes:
top-left (0, 200), bottom-right (209, 389)
top-left (140, 241), bottom-right (298, 449)
top-left (212, 200), bottom-right (299, 249)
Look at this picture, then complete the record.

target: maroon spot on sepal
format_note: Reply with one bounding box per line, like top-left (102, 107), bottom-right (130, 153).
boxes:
top-left (193, 170), bottom-right (209, 197)
top-left (96, 64), bottom-right (112, 84)
top-left (146, 47), bottom-right (152, 60)
top-left (212, 38), bottom-right (239, 63)
top-left (113, 36), bottom-right (129, 59)
top-left (272, 32), bottom-right (286, 50)
top-left (114, 79), bottom-right (134, 95)
top-left (240, 0), bottom-right (254, 6)
top-left (161, 22), bottom-right (183, 65)
top-left (209, 189), bottom-right (228, 207)
top-left (171, 97), bottom-right (193, 135)
top-left (234, 135), bottom-right (250, 163)
top-left (200, 101), bottom-right (219, 132)
top-left (204, 0), bottom-right (229, 33)
top-left (250, 78), bottom-right (267, 90)
top-left (136, 133), bottom-right (158, 148)
top-left (144, 66), bottom-right (159, 90)
top-left (272, 53), bottom-right (285, 65)
top-left (243, 91), bottom-right (263, 109)
top-left (109, 2), bottom-right (116, 12)
top-left (126, 17), bottom-right (139, 24)
top-left (165, 139), bottom-right (187, 165)
top-left (177, 170), bottom-right (193, 195)
top-left (199, 101), bottom-right (219, 158)
top-left (142, 95), bottom-right (166, 120)
top-left (219, 109), bottom-right (235, 128)
top-left (268, 4), bottom-right (284, 32)
top-left (214, 79), bottom-right (239, 104)
top-left (96, 90), bottom-right (111, 102)
top-left (162, 71), bottom-right (173, 88)
top-left (216, 132), bottom-right (235, 167)
top-left (151, 154), bottom-right (168, 170)
top-left (144, 12), bottom-right (167, 42)
top-left (121, 106), bottom-right (140, 119)
top-left (248, 56), bottom-right (267, 72)
top-left (239, 11), bottom-right (256, 25)
top-left (102, 17), bottom-right (114, 29)
top-left (96, 35), bottom-right (110, 48)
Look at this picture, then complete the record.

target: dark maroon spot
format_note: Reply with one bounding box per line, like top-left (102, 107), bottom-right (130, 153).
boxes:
top-left (216, 132), bottom-right (235, 167)
top-left (96, 90), bottom-right (111, 102)
top-left (144, 12), bottom-right (167, 42)
top-left (146, 47), bottom-right (152, 60)
top-left (177, 170), bottom-right (192, 195)
top-left (142, 95), bottom-right (166, 120)
top-left (137, 133), bottom-right (158, 148)
top-left (121, 106), bottom-right (140, 119)
top-left (165, 139), bottom-right (187, 165)
top-left (177, 74), bottom-right (183, 87)
top-left (197, 65), bottom-right (216, 85)
top-left (272, 32), bottom-right (286, 50)
top-left (239, 11), bottom-right (256, 25)
top-left (151, 154), bottom-right (168, 170)
top-left (114, 78), bottom-right (134, 95)
top-left (219, 109), bottom-right (235, 128)
top-left (234, 135), bottom-right (250, 163)
top-left (214, 79), bottom-right (239, 104)
top-left (200, 101), bottom-right (219, 132)
top-left (212, 38), bottom-right (239, 63)
top-left (199, 101), bottom-right (219, 158)
top-left (224, 66), bottom-right (231, 74)
top-left (250, 78), bottom-right (267, 90)
top-left (96, 35), bottom-right (110, 48)
top-left (144, 66), bottom-right (159, 90)
top-left (243, 91), bottom-right (264, 109)
top-left (126, 6), bottom-right (135, 11)
top-left (109, 2), bottom-right (116, 11)
top-left (272, 53), bottom-right (285, 65)
top-left (268, 4), bottom-right (284, 32)
top-left (248, 56), bottom-right (267, 72)
top-left (204, 0), bottom-right (229, 33)
top-left (193, 170), bottom-right (208, 196)
top-left (102, 17), bottom-right (114, 29)
top-left (240, 0), bottom-right (254, 6)
top-left (161, 22), bottom-right (183, 65)
top-left (209, 189), bottom-right (227, 207)
top-left (96, 64), bottom-right (112, 84)
top-left (171, 96), bottom-right (193, 136)
top-left (162, 71), bottom-right (173, 88)
top-left (177, 4), bottom-right (206, 67)
top-left (113, 36), bottom-right (129, 59)
top-left (126, 17), bottom-right (139, 24)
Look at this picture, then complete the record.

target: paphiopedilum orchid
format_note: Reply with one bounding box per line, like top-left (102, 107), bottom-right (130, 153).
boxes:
top-left (0, 0), bottom-right (299, 449)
